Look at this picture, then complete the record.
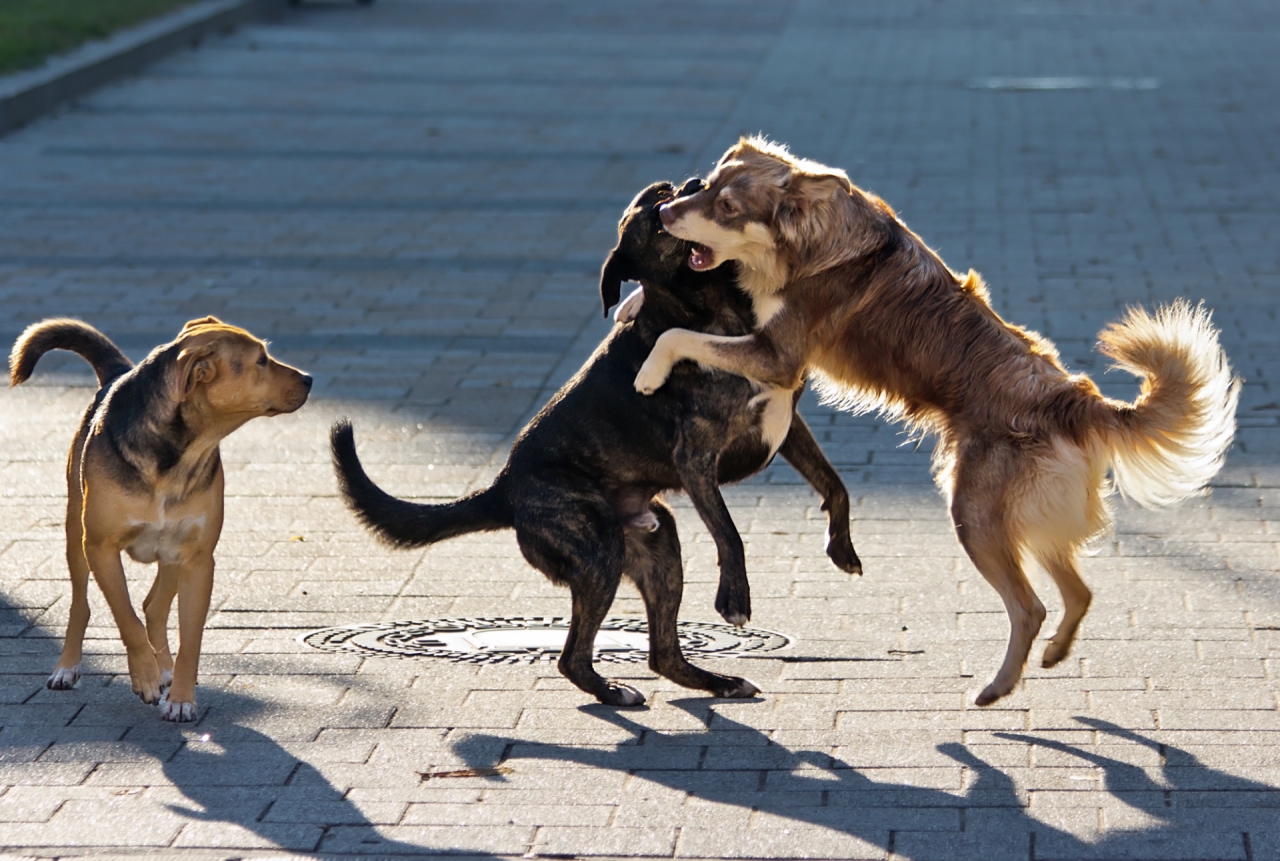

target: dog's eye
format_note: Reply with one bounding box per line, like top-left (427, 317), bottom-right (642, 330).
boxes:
top-left (718, 198), bottom-right (738, 216)
top-left (256, 354), bottom-right (268, 367)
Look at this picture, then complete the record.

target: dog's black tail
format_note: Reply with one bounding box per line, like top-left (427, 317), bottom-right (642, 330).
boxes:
top-left (9, 318), bottom-right (133, 389)
top-left (330, 420), bottom-right (512, 549)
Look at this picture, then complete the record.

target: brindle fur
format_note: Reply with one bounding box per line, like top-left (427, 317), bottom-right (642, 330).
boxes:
top-left (331, 180), bottom-right (860, 707)
top-left (9, 317), bottom-right (312, 721)
top-left (638, 138), bottom-right (1240, 706)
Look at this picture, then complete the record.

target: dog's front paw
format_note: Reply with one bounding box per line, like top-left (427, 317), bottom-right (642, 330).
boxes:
top-left (614, 284), bottom-right (645, 324)
top-left (46, 664), bottom-right (81, 690)
top-left (126, 648), bottom-right (163, 705)
top-left (158, 691), bottom-right (197, 722)
top-left (634, 355), bottom-right (673, 395)
top-left (827, 533), bottom-right (862, 575)
top-left (597, 683), bottom-right (646, 707)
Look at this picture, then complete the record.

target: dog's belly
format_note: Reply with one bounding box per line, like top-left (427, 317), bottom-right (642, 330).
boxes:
top-left (126, 515), bottom-right (208, 564)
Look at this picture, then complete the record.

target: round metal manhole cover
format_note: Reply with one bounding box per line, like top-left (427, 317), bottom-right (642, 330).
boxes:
top-left (299, 616), bottom-right (790, 665)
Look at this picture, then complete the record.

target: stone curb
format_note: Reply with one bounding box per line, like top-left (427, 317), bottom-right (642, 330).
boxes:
top-left (0, 0), bottom-right (290, 137)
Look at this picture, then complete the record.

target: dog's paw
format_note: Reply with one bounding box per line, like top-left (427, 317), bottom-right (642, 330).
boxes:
top-left (713, 676), bottom-right (761, 699)
top-left (159, 668), bottom-right (174, 690)
top-left (633, 357), bottom-right (671, 396)
top-left (126, 649), bottom-right (163, 705)
top-left (598, 683), bottom-right (646, 707)
top-left (158, 691), bottom-right (198, 722)
top-left (1041, 640), bottom-right (1071, 668)
top-left (827, 534), bottom-right (862, 575)
top-left (614, 284), bottom-right (645, 324)
top-left (715, 585), bottom-right (751, 628)
top-left (974, 682), bottom-right (1013, 707)
top-left (46, 664), bottom-right (81, 690)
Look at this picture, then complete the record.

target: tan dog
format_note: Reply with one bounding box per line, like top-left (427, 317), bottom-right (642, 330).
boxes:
top-left (9, 317), bottom-right (311, 721)
top-left (636, 137), bottom-right (1240, 706)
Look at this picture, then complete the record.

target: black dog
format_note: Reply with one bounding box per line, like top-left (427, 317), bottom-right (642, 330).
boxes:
top-left (331, 179), bottom-right (860, 706)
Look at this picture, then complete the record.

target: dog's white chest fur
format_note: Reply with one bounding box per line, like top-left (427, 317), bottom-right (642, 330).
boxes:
top-left (126, 511), bottom-right (208, 564)
top-left (749, 385), bottom-right (793, 459)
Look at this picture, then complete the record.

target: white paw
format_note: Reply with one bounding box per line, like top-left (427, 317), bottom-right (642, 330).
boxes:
top-left (158, 692), bottom-right (197, 722)
top-left (159, 668), bottom-right (174, 690)
top-left (47, 664), bottom-right (81, 690)
top-left (607, 684), bottom-right (646, 707)
top-left (634, 358), bottom-right (670, 395)
top-left (614, 284), bottom-right (645, 323)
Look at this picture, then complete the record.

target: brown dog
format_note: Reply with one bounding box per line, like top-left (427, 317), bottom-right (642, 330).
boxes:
top-left (9, 317), bottom-right (311, 721)
top-left (636, 137), bottom-right (1241, 705)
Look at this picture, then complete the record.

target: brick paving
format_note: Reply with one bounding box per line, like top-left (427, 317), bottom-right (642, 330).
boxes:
top-left (1, 1), bottom-right (1278, 858)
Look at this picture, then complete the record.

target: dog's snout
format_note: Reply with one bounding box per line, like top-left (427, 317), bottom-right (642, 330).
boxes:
top-left (658, 202), bottom-right (676, 228)
top-left (301, 374), bottom-right (313, 391)
top-left (678, 177), bottom-right (706, 196)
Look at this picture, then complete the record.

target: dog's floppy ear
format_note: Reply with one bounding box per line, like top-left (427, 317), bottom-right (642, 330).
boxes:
top-left (599, 247), bottom-right (635, 316)
top-left (175, 342), bottom-right (218, 397)
top-left (775, 173), bottom-right (851, 253)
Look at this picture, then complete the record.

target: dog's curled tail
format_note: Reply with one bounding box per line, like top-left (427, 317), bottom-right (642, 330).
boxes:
top-left (330, 420), bottom-right (511, 549)
top-left (9, 318), bottom-right (133, 389)
top-left (1097, 300), bottom-right (1241, 508)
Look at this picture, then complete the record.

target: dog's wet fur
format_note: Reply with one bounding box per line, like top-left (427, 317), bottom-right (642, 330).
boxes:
top-left (10, 317), bottom-right (312, 720)
top-left (640, 138), bottom-right (1241, 706)
top-left (332, 179), bottom-right (860, 707)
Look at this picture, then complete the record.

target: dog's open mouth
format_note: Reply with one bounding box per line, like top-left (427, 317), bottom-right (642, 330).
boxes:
top-left (689, 243), bottom-right (716, 271)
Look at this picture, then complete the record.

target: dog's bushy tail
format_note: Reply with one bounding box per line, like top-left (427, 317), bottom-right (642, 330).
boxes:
top-left (9, 318), bottom-right (133, 389)
top-left (1097, 301), bottom-right (1240, 507)
top-left (330, 420), bottom-right (511, 548)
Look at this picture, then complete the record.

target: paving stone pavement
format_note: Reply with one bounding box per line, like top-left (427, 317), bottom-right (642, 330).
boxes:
top-left (1, 1), bottom-right (1278, 858)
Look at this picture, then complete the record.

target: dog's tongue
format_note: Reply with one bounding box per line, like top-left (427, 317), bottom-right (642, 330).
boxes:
top-left (689, 244), bottom-right (715, 271)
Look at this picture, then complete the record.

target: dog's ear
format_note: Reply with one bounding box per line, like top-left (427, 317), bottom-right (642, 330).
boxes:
top-left (176, 342), bottom-right (218, 397)
top-left (181, 316), bottom-right (223, 333)
top-left (599, 247), bottom-right (634, 316)
top-left (775, 173), bottom-right (851, 253)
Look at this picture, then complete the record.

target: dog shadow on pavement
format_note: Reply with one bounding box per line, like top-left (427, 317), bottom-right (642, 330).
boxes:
top-left (452, 699), bottom-right (1280, 861)
top-left (0, 594), bottom-right (496, 858)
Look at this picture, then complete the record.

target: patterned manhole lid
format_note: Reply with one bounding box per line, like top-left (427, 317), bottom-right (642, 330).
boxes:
top-left (299, 616), bottom-right (790, 665)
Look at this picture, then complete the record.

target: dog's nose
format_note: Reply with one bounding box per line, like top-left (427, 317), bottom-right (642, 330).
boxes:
top-left (658, 202), bottom-right (676, 228)
top-left (300, 374), bottom-right (313, 390)
top-left (678, 177), bottom-right (706, 196)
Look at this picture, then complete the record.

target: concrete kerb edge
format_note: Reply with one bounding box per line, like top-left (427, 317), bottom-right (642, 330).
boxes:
top-left (0, 0), bottom-right (292, 137)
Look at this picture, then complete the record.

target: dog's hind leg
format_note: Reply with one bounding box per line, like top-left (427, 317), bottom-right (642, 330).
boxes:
top-left (514, 490), bottom-right (644, 706)
top-left (1035, 550), bottom-right (1092, 669)
top-left (951, 448), bottom-right (1046, 706)
top-left (626, 502), bottom-right (759, 699)
top-left (675, 447), bottom-right (750, 626)
top-left (48, 499), bottom-right (90, 690)
top-left (777, 417), bottom-right (861, 575)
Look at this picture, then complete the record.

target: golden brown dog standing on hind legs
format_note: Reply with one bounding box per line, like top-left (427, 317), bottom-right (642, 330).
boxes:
top-left (9, 317), bottom-right (311, 721)
top-left (636, 136), bottom-right (1241, 706)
